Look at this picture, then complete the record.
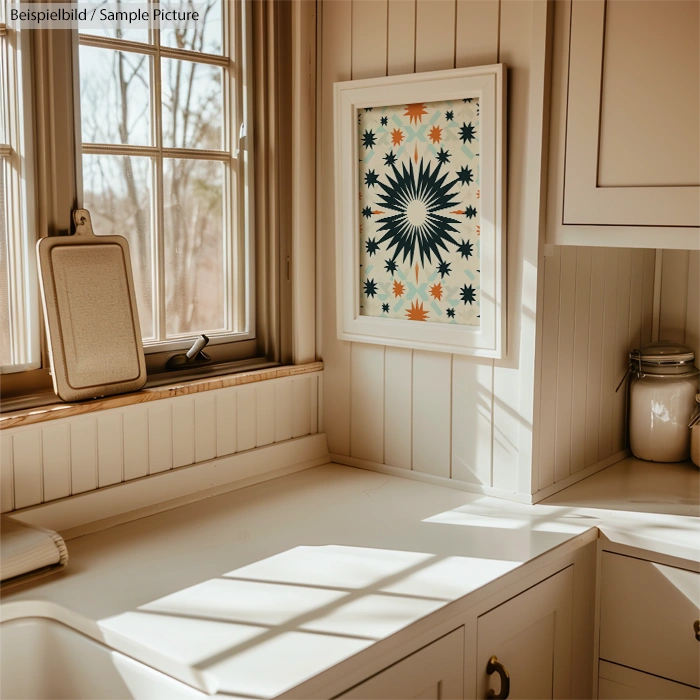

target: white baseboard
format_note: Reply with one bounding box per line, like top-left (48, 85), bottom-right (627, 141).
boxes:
top-left (329, 454), bottom-right (535, 505)
top-left (14, 434), bottom-right (330, 535)
top-left (531, 449), bottom-right (630, 503)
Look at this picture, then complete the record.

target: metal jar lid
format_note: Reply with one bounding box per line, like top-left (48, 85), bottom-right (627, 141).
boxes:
top-left (630, 341), bottom-right (698, 378)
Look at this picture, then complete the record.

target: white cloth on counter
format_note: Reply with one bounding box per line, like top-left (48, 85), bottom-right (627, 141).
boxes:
top-left (0, 515), bottom-right (68, 583)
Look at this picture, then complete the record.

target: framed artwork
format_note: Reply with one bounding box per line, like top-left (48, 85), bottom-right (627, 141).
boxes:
top-left (334, 65), bottom-right (506, 357)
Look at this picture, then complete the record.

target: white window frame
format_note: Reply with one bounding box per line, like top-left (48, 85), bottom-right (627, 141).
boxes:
top-left (76, 1), bottom-right (256, 355)
top-left (0, 8), bottom-right (40, 374)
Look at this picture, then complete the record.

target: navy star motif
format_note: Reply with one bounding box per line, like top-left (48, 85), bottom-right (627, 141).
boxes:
top-left (460, 284), bottom-right (476, 305)
top-left (457, 165), bottom-right (474, 186)
top-left (382, 303), bottom-right (390, 313)
top-left (457, 239), bottom-right (474, 259)
top-left (362, 129), bottom-right (376, 149)
top-left (384, 258), bottom-right (398, 275)
top-left (364, 169), bottom-right (380, 187)
top-left (365, 238), bottom-right (380, 256)
top-left (364, 278), bottom-right (378, 297)
top-left (437, 260), bottom-right (451, 278)
top-left (436, 148), bottom-right (451, 165)
top-left (459, 121), bottom-right (476, 144)
top-left (380, 116), bottom-right (388, 126)
top-left (446, 307), bottom-right (455, 318)
top-left (362, 206), bottom-right (373, 219)
top-left (383, 150), bottom-right (397, 167)
top-left (464, 205), bottom-right (477, 219)
top-left (444, 110), bottom-right (454, 122)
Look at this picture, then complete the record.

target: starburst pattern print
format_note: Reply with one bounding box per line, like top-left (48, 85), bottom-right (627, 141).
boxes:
top-left (358, 98), bottom-right (481, 326)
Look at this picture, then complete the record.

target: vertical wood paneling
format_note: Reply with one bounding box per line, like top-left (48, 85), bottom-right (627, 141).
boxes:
top-left (321, 0), bottom-right (352, 457)
top-left (538, 247), bottom-right (562, 490)
top-left (627, 249), bottom-right (645, 352)
top-left (122, 406), bottom-right (149, 481)
top-left (640, 249), bottom-right (656, 345)
top-left (310, 375), bottom-right (319, 434)
top-left (384, 347), bottom-right (412, 469)
top-left (215, 389), bottom-right (237, 457)
top-left (97, 412), bottom-right (123, 487)
top-left (171, 398), bottom-right (195, 468)
top-left (13, 430), bottom-right (43, 508)
top-left (274, 380), bottom-right (294, 443)
top-left (70, 418), bottom-right (98, 494)
top-left (387, 0), bottom-right (416, 75)
top-left (455, 0), bottom-right (500, 67)
top-left (554, 246), bottom-right (577, 482)
top-left (412, 351), bottom-right (451, 477)
top-left (452, 356), bottom-right (493, 485)
top-left (237, 385), bottom-right (257, 451)
top-left (685, 251), bottom-right (700, 359)
top-left (659, 249), bottom-right (690, 343)
top-left (194, 393), bottom-right (217, 462)
top-left (255, 382), bottom-right (276, 447)
top-left (415, 0), bottom-right (456, 72)
top-left (42, 423), bottom-right (71, 501)
top-left (598, 249), bottom-right (619, 458)
top-left (352, 0), bottom-right (388, 79)
top-left (292, 376), bottom-right (313, 438)
top-left (350, 343), bottom-right (385, 463)
top-left (612, 249), bottom-right (632, 453)
top-left (148, 402), bottom-right (172, 473)
top-left (1, 432), bottom-right (13, 512)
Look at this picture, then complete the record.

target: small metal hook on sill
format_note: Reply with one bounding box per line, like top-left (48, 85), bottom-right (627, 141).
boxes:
top-left (165, 335), bottom-right (211, 370)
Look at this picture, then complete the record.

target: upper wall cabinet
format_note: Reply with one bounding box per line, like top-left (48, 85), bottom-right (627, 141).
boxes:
top-left (547, 0), bottom-right (700, 249)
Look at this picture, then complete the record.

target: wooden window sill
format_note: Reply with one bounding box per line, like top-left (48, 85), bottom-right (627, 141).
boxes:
top-left (0, 362), bottom-right (323, 430)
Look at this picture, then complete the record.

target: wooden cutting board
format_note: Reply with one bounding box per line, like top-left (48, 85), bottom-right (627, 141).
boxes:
top-left (37, 209), bottom-right (147, 401)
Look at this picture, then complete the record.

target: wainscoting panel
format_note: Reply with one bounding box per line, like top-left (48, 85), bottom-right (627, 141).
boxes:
top-left (0, 372), bottom-right (323, 513)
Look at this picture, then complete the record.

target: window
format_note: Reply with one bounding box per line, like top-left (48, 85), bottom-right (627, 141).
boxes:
top-left (78, 0), bottom-right (253, 354)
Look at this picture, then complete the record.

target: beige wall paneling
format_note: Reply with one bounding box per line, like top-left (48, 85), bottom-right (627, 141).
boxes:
top-left (237, 385), bottom-right (257, 452)
top-left (553, 247), bottom-right (577, 483)
top-left (70, 418), bottom-right (98, 495)
top-left (97, 412), bottom-right (124, 487)
top-left (659, 250), bottom-right (690, 345)
top-left (255, 382), bottom-right (276, 448)
top-left (215, 389), bottom-right (238, 457)
top-left (12, 430), bottom-right (43, 509)
top-left (320, 0), bottom-right (352, 457)
top-left (351, 0), bottom-right (388, 80)
top-left (612, 250), bottom-right (632, 454)
top-left (627, 250), bottom-right (644, 356)
top-left (413, 351), bottom-right (452, 477)
top-left (171, 398), bottom-right (195, 469)
top-left (41, 423), bottom-right (71, 502)
top-left (122, 405), bottom-right (149, 481)
top-left (292, 375), bottom-right (315, 439)
top-left (194, 393), bottom-right (217, 462)
top-left (598, 249), bottom-right (619, 459)
top-left (685, 252), bottom-right (700, 360)
top-left (384, 347), bottom-right (412, 470)
top-left (147, 401), bottom-right (173, 474)
top-left (274, 380), bottom-right (294, 443)
top-left (452, 355), bottom-right (493, 486)
top-left (415, 0), bottom-right (456, 72)
top-left (538, 246), bottom-right (562, 490)
top-left (455, 0), bottom-right (500, 68)
top-left (1, 432), bottom-right (14, 512)
top-left (350, 344), bottom-right (385, 464)
top-left (387, 0), bottom-right (416, 76)
top-left (640, 250), bottom-right (656, 345)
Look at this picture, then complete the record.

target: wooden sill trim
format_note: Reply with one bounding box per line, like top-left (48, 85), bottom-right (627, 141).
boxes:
top-left (0, 362), bottom-right (323, 430)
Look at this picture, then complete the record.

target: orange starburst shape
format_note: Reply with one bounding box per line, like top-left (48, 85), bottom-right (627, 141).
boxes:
top-left (404, 103), bottom-right (428, 125)
top-left (392, 279), bottom-right (406, 297)
top-left (391, 128), bottom-right (404, 147)
top-left (429, 125), bottom-right (442, 144)
top-left (429, 282), bottom-right (443, 301)
top-left (406, 299), bottom-right (429, 321)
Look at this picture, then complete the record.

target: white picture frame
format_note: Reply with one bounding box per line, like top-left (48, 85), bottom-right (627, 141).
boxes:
top-left (334, 65), bottom-right (506, 358)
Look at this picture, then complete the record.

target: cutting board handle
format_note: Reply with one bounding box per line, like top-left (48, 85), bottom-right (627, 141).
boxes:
top-left (73, 209), bottom-right (96, 237)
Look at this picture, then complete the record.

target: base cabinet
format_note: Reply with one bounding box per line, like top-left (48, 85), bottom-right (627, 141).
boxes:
top-left (336, 628), bottom-right (464, 700)
top-left (476, 567), bottom-right (574, 699)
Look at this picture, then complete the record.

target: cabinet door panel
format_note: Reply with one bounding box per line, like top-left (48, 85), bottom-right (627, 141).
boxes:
top-left (563, 0), bottom-right (699, 228)
top-left (336, 627), bottom-right (464, 700)
top-left (599, 661), bottom-right (700, 700)
top-left (477, 567), bottom-right (574, 699)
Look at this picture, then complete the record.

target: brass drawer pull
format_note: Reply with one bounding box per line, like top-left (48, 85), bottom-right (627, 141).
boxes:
top-left (695, 620), bottom-right (700, 641)
top-left (486, 655), bottom-right (510, 699)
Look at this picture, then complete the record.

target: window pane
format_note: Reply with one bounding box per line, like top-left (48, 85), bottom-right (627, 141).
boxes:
top-left (164, 158), bottom-right (225, 337)
top-left (160, 0), bottom-right (223, 55)
top-left (79, 1), bottom-right (150, 43)
top-left (162, 59), bottom-right (222, 150)
top-left (80, 46), bottom-right (151, 146)
top-left (82, 154), bottom-right (155, 340)
top-left (0, 164), bottom-right (11, 366)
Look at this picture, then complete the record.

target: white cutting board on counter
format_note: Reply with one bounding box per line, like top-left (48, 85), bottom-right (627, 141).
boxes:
top-left (37, 209), bottom-right (146, 402)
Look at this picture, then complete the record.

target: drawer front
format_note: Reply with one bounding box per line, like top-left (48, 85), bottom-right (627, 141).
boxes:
top-left (600, 552), bottom-right (700, 688)
top-left (599, 661), bottom-right (700, 700)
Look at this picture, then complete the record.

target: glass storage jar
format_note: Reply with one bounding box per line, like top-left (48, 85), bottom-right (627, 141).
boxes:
top-left (628, 341), bottom-right (699, 463)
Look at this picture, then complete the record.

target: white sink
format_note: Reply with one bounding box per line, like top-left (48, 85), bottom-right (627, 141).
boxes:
top-left (0, 616), bottom-right (208, 700)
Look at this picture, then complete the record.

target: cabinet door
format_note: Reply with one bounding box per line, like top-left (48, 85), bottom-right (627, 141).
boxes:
top-left (547, 0), bottom-right (700, 247)
top-left (336, 627), bottom-right (464, 700)
top-left (598, 661), bottom-right (700, 700)
top-left (476, 567), bottom-right (574, 699)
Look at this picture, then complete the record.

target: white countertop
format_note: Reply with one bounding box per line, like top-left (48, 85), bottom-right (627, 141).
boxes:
top-left (3, 464), bottom-right (602, 699)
